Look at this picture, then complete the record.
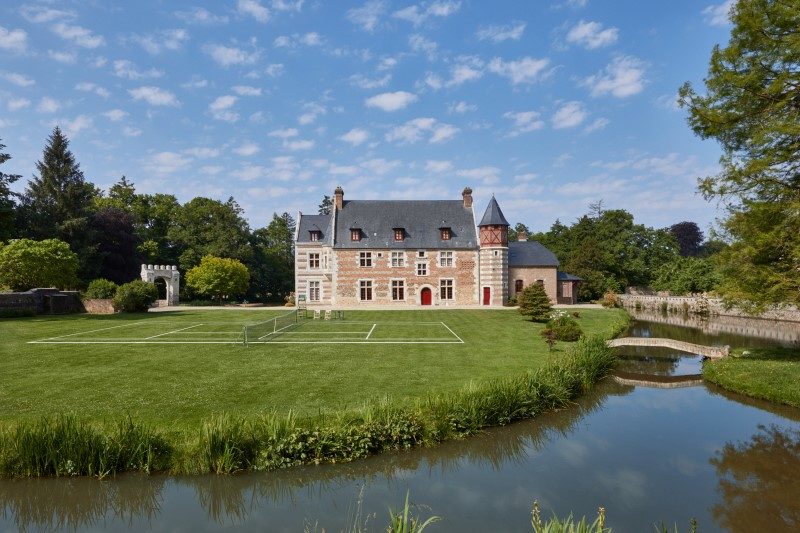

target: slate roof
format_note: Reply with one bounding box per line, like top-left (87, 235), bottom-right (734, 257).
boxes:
top-left (296, 213), bottom-right (333, 245)
top-left (557, 271), bottom-right (582, 281)
top-left (508, 241), bottom-right (560, 267)
top-left (333, 200), bottom-right (478, 249)
top-left (478, 196), bottom-right (509, 227)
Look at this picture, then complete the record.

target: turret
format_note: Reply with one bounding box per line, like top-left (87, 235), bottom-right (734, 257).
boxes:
top-left (477, 196), bottom-right (509, 306)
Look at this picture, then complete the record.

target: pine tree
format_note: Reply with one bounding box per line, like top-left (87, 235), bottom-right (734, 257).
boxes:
top-left (518, 283), bottom-right (553, 322)
top-left (0, 137), bottom-right (21, 241)
top-left (318, 195), bottom-right (333, 215)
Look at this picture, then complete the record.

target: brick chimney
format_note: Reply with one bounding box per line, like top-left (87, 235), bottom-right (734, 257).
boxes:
top-left (462, 186), bottom-right (473, 209)
top-left (517, 229), bottom-right (528, 241)
top-left (334, 186), bottom-right (344, 210)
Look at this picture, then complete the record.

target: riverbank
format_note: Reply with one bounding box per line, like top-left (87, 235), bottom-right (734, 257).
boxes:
top-left (703, 346), bottom-right (800, 409)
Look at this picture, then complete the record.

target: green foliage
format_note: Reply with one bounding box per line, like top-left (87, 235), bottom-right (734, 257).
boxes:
top-left (679, 0), bottom-right (800, 310)
top-left (0, 238), bottom-right (78, 290)
top-left (249, 212), bottom-right (296, 301)
top-left (669, 221), bottom-right (703, 257)
top-left (388, 492), bottom-right (440, 533)
top-left (186, 255), bottom-right (250, 302)
top-left (0, 137), bottom-right (21, 242)
top-left (651, 257), bottom-right (720, 295)
top-left (518, 283), bottom-right (553, 322)
top-left (546, 311), bottom-right (584, 342)
top-left (531, 500), bottom-right (610, 533)
top-left (112, 280), bottom-right (158, 312)
top-left (84, 278), bottom-right (118, 299)
top-left (599, 291), bottom-right (620, 308)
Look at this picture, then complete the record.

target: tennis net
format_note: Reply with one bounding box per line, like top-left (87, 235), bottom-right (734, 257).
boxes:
top-left (242, 310), bottom-right (298, 344)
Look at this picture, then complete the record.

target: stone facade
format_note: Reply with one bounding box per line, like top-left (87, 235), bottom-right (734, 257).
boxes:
top-left (508, 266), bottom-right (558, 302)
top-left (140, 264), bottom-right (180, 306)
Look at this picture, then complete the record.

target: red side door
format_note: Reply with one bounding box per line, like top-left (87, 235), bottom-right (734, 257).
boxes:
top-left (421, 288), bottom-right (432, 305)
top-left (483, 287), bottom-right (491, 305)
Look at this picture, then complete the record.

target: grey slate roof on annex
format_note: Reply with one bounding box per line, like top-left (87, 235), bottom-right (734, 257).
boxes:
top-left (557, 271), bottom-right (582, 281)
top-left (334, 200), bottom-right (478, 249)
top-left (296, 213), bottom-right (332, 245)
top-left (508, 241), bottom-right (560, 267)
top-left (478, 196), bottom-right (509, 227)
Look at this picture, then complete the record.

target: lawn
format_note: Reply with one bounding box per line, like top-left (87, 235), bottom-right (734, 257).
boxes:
top-left (0, 308), bottom-right (625, 431)
top-left (703, 346), bottom-right (800, 409)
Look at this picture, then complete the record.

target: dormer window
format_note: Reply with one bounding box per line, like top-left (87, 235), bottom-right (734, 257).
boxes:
top-left (440, 227), bottom-right (451, 240)
top-left (309, 230), bottom-right (321, 242)
top-left (350, 228), bottom-right (361, 241)
top-left (394, 228), bottom-right (405, 241)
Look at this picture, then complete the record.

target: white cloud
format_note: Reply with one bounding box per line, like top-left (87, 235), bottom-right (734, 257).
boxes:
top-left (514, 173), bottom-right (538, 182)
top-left (552, 101), bottom-right (587, 129)
top-left (203, 43), bottom-right (259, 67)
top-left (7, 98), bottom-right (30, 111)
top-left (269, 127), bottom-right (299, 138)
top-left (274, 32), bottom-right (324, 47)
top-left (347, 0), bottom-right (387, 32)
top-left (36, 97), bottom-right (60, 113)
top-left (656, 93), bottom-right (681, 112)
top-left (583, 117), bottom-right (609, 133)
top-left (145, 151), bottom-right (191, 175)
top-left (583, 55), bottom-right (646, 98)
top-left (488, 56), bottom-right (551, 85)
top-left (456, 166), bottom-right (501, 185)
top-left (446, 59), bottom-right (483, 87)
top-left (51, 22), bottom-right (105, 48)
top-left (175, 7), bottom-right (229, 25)
top-left (504, 111), bottom-right (545, 136)
top-left (209, 94), bottom-right (239, 121)
top-left (1, 72), bottom-right (34, 87)
top-left (285, 139), bottom-right (315, 150)
top-left (200, 165), bottom-right (223, 175)
top-left (365, 91), bottom-right (418, 112)
top-left (361, 158), bottom-right (401, 175)
top-left (0, 26), bottom-right (28, 53)
top-left (265, 63), bottom-right (285, 77)
top-left (56, 115), bottom-right (93, 137)
top-left (350, 73), bottom-right (392, 89)
top-left (298, 102), bottom-right (326, 125)
top-left (385, 117), bottom-right (459, 144)
top-left (103, 109), bottom-right (128, 121)
top-left (702, 0), bottom-right (735, 26)
top-left (19, 6), bottom-right (75, 23)
top-left (448, 101), bottom-right (477, 114)
top-left (566, 20), bottom-right (618, 49)
top-left (426, 160), bottom-right (453, 173)
top-left (184, 147), bottom-right (220, 158)
top-left (377, 57), bottom-right (398, 71)
top-left (237, 0), bottom-right (270, 22)
top-left (339, 128), bottom-right (370, 146)
top-left (234, 141), bottom-right (260, 156)
top-left (129, 86), bottom-right (180, 106)
top-left (232, 85), bottom-right (262, 96)
top-left (131, 29), bottom-right (189, 54)
top-left (113, 60), bottom-right (163, 79)
top-left (182, 77), bottom-right (208, 89)
top-left (48, 50), bottom-right (76, 63)
top-left (393, 1), bottom-right (461, 26)
top-left (476, 22), bottom-right (525, 42)
top-left (409, 34), bottom-right (437, 60)
top-left (75, 82), bottom-right (110, 98)
top-left (272, 0), bottom-right (305, 11)
top-left (124, 126), bottom-right (141, 137)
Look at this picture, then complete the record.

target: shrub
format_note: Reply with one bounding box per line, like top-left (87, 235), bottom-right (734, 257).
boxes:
top-left (518, 283), bottom-right (552, 322)
top-left (84, 278), bottom-right (118, 299)
top-left (546, 311), bottom-right (584, 342)
top-left (186, 256), bottom-right (249, 304)
top-left (599, 291), bottom-right (619, 308)
top-left (0, 238), bottom-right (78, 291)
top-left (112, 280), bottom-right (158, 312)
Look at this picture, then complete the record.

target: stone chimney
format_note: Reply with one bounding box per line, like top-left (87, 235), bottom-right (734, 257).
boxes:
top-left (517, 229), bottom-right (528, 241)
top-left (334, 186), bottom-right (344, 210)
top-left (462, 187), bottom-right (473, 209)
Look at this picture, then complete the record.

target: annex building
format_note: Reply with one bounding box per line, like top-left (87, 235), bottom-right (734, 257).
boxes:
top-left (294, 187), bottom-right (580, 308)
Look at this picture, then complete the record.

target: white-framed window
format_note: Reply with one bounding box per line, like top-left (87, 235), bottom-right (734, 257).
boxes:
top-left (308, 253), bottom-right (320, 269)
top-left (438, 251), bottom-right (454, 267)
top-left (440, 279), bottom-right (454, 300)
top-left (308, 281), bottom-right (321, 301)
top-left (359, 252), bottom-right (372, 267)
top-left (359, 280), bottom-right (373, 301)
top-left (416, 261), bottom-right (427, 276)
top-left (391, 279), bottom-right (405, 301)
top-left (390, 251), bottom-right (405, 267)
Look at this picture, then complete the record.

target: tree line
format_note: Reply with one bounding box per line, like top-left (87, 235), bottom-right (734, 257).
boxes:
top-left (0, 127), bottom-right (294, 302)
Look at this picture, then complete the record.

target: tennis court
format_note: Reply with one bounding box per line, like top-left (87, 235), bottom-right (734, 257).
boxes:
top-left (27, 310), bottom-right (464, 345)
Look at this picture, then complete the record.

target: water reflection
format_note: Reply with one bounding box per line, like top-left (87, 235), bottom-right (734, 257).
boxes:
top-left (711, 425), bottom-right (800, 532)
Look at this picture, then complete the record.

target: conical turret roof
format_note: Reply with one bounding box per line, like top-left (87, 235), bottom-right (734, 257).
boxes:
top-left (478, 195), bottom-right (509, 227)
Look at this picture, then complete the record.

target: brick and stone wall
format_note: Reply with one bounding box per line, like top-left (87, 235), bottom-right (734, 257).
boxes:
top-left (82, 299), bottom-right (115, 314)
top-left (295, 244), bottom-right (334, 307)
top-left (478, 247), bottom-right (508, 306)
top-left (508, 266), bottom-right (558, 303)
top-left (333, 248), bottom-right (478, 307)
top-left (0, 288), bottom-right (82, 316)
top-left (618, 294), bottom-right (800, 323)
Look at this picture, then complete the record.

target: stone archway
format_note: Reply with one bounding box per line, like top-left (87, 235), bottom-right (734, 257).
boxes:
top-left (140, 264), bottom-right (180, 306)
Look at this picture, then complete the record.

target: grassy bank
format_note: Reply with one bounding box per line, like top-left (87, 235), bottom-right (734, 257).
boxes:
top-left (0, 335), bottom-right (619, 477)
top-left (703, 346), bottom-right (800, 408)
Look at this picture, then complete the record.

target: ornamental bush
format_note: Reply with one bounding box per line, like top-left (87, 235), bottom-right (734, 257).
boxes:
top-left (0, 238), bottom-right (78, 291)
top-left (186, 255), bottom-right (250, 303)
top-left (84, 278), bottom-right (119, 299)
top-left (546, 311), bottom-right (584, 342)
top-left (112, 280), bottom-right (158, 312)
top-left (517, 283), bottom-right (552, 322)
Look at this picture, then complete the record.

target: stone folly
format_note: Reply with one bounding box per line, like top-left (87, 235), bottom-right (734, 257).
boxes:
top-left (140, 264), bottom-right (180, 306)
top-left (295, 187), bottom-right (581, 308)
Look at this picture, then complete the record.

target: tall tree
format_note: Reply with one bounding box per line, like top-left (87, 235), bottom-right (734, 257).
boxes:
top-left (250, 212), bottom-right (296, 301)
top-left (89, 207), bottom-right (142, 284)
top-left (669, 221), bottom-right (704, 257)
top-left (318, 195), bottom-right (333, 215)
top-left (679, 0), bottom-right (800, 310)
top-left (0, 138), bottom-right (21, 242)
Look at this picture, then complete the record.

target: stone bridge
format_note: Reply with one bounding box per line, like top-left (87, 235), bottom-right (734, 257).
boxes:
top-left (607, 337), bottom-right (730, 359)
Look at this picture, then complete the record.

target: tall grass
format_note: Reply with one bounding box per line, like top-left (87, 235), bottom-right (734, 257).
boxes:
top-left (0, 335), bottom-right (617, 477)
top-left (531, 500), bottom-right (610, 533)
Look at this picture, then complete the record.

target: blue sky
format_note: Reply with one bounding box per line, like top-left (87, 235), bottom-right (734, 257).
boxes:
top-left (0, 0), bottom-right (735, 232)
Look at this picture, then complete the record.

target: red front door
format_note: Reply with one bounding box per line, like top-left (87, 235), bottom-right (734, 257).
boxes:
top-left (483, 287), bottom-right (491, 305)
top-left (421, 288), bottom-right (432, 305)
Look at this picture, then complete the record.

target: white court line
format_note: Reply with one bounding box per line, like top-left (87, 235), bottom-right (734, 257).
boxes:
top-left (28, 340), bottom-right (464, 344)
top-left (145, 323), bottom-right (204, 339)
top-left (38, 321), bottom-right (146, 341)
top-left (365, 323), bottom-right (377, 340)
top-left (440, 322), bottom-right (464, 343)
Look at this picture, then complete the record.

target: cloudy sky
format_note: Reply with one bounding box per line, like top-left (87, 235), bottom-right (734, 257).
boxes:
top-left (1, 0), bottom-right (735, 232)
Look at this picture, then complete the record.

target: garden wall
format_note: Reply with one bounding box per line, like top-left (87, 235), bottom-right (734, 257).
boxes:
top-left (82, 299), bottom-right (115, 314)
top-left (0, 288), bottom-right (83, 316)
top-left (618, 294), bottom-right (800, 323)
